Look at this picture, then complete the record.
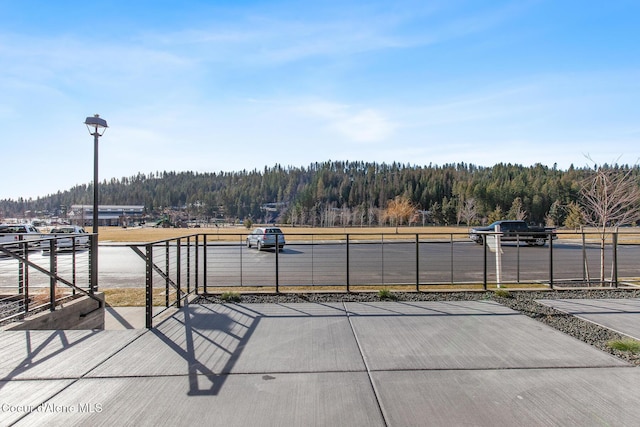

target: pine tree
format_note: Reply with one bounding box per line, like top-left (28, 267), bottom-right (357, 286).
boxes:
top-left (563, 202), bottom-right (583, 229)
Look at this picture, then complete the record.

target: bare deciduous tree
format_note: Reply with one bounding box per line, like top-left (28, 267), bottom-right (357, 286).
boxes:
top-left (580, 164), bottom-right (640, 283)
top-left (340, 206), bottom-right (352, 228)
top-left (368, 204), bottom-right (378, 226)
top-left (384, 196), bottom-right (416, 232)
top-left (458, 198), bottom-right (478, 227)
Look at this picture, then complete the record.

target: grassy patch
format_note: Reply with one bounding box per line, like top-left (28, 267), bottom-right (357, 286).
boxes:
top-left (607, 338), bottom-right (640, 353)
top-left (494, 288), bottom-right (512, 298)
top-left (378, 288), bottom-right (398, 301)
top-left (220, 291), bottom-right (242, 303)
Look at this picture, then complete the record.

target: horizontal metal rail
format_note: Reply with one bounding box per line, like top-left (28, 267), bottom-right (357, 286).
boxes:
top-left (130, 230), bottom-right (640, 327)
top-left (0, 234), bottom-right (99, 326)
top-left (129, 236), bottom-right (199, 328)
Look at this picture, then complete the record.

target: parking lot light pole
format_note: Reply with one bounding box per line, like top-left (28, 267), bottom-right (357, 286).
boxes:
top-left (84, 114), bottom-right (108, 291)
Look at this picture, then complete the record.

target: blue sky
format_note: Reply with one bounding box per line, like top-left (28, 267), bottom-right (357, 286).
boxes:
top-left (1, 0), bottom-right (639, 200)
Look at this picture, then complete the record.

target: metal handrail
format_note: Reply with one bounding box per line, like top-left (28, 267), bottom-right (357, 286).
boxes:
top-left (129, 230), bottom-right (640, 328)
top-left (0, 234), bottom-right (99, 326)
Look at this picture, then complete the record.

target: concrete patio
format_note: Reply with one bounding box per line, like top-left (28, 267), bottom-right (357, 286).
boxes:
top-left (1, 299), bottom-right (640, 426)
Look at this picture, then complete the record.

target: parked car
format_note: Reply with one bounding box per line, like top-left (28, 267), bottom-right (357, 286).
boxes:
top-left (41, 225), bottom-right (90, 252)
top-left (246, 227), bottom-right (286, 251)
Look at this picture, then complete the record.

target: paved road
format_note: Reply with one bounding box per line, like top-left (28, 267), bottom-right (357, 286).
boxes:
top-left (99, 240), bottom-right (640, 287)
top-left (1, 241), bottom-right (639, 289)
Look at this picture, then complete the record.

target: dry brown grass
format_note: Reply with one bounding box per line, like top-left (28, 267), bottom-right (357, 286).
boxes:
top-left (98, 227), bottom-right (211, 243)
top-left (97, 225), bottom-right (640, 243)
top-left (98, 225), bottom-right (475, 243)
top-left (103, 288), bottom-right (176, 307)
top-left (30, 288), bottom-right (70, 307)
top-left (556, 228), bottom-right (640, 244)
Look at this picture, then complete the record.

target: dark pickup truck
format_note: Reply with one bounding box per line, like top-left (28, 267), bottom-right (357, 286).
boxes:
top-left (469, 220), bottom-right (557, 246)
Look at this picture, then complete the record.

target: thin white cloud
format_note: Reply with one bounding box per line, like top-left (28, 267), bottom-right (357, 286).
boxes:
top-left (136, 2), bottom-right (529, 66)
top-left (0, 33), bottom-right (194, 94)
top-left (331, 109), bottom-right (396, 142)
top-left (296, 101), bottom-right (396, 142)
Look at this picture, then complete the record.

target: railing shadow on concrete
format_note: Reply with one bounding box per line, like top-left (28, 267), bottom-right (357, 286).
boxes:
top-left (152, 303), bottom-right (258, 396)
top-left (0, 329), bottom-right (101, 393)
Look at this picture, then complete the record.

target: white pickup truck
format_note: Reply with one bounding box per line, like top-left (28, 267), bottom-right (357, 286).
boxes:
top-left (0, 223), bottom-right (42, 251)
top-left (41, 225), bottom-right (90, 252)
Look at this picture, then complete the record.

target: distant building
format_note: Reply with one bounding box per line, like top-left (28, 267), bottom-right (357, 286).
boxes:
top-left (69, 205), bottom-right (145, 227)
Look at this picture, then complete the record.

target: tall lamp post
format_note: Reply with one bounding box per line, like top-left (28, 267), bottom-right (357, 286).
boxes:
top-left (84, 114), bottom-right (108, 291)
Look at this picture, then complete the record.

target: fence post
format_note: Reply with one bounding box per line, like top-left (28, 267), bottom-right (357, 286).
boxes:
top-left (483, 235), bottom-right (487, 290)
top-left (275, 234), bottom-right (280, 293)
top-left (18, 244), bottom-right (25, 295)
top-left (49, 239), bottom-right (57, 311)
top-left (186, 236), bottom-right (191, 295)
top-left (24, 243), bottom-right (29, 295)
top-left (450, 234), bottom-right (454, 284)
top-left (346, 234), bottom-right (350, 293)
top-left (195, 234), bottom-right (200, 295)
top-left (516, 235), bottom-right (521, 283)
top-left (145, 244), bottom-right (153, 329)
top-left (71, 237), bottom-right (77, 293)
top-left (203, 234), bottom-right (208, 293)
top-left (548, 233), bottom-right (554, 289)
top-left (311, 235), bottom-right (315, 285)
top-left (416, 234), bottom-right (420, 292)
top-left (612, 231), bottom-right (618, 287)
top-left (240, 234), bottom-right (243, 287)
top-left (22, 243), bottom-right (29, 313)
top-left (176, 238), bottom-right (182, 309)
top-left (165, 241), bottom-right (170, 308)
top-left (582, 231), bottom-right (587, 283)
top-left (381, 234), bottom-right (385, 286)
top-left (89, 234), bottom-right (98, 292)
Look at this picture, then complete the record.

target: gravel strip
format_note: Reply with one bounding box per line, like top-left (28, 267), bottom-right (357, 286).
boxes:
top-left (195, 288), bottom-right (640, 366)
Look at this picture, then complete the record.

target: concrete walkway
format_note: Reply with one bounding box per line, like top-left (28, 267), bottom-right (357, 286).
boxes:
top-left (539, 298), bottom-right (640, 340)
top-left (104, 306), bottom-right (149, 330)
top-left (1, 300), bottom-right (640, 426)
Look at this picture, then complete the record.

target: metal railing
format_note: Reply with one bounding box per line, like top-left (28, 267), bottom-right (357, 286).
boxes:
top-left (0, 234), bottom-right (100, 326)
top-left (130, 235), bottom-right (200, 329)
top-left (130, 230), bottom-right (640, 327)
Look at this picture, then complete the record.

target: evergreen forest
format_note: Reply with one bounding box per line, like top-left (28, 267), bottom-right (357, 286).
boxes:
top-left (1, 161), bottom-right (638, 227)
